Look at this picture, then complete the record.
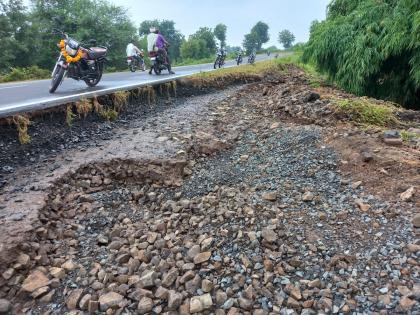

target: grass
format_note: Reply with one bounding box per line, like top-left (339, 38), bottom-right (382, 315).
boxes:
top-left (333, 98), bottom-right (400, 127)
top-left (401, 130), bottom-right (419, 142)
top-left (12, 115), bottom-right (31, 144)
top-left (0, 66), bottom-right (50, 83)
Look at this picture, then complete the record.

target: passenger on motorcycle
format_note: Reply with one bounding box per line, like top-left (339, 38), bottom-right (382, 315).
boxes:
top-left (147, 27), bottom-right (175, 74)
top-left (126, 40), bottom-right (142, 64)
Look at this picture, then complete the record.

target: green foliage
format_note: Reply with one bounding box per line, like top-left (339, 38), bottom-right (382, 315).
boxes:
top-left (214, 23), bottom-right (227, 48)
top-left (139, 19), bottom-right (184, 61)
top-left (278, 29), bottom-right (295, 49)
top-left (334, 98), bottom-right (399, 127)
top-left (243, 21), bottom-right (270, 53)
top-left (0, 66), bottom-right (50, 82)
top-left (181, 27), bottom-right (216, 60)
top-left (303, 0), bottom-right (420, 109)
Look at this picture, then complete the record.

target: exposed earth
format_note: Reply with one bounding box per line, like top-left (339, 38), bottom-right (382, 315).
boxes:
top-left (0, 66), bottom-right (419, 315)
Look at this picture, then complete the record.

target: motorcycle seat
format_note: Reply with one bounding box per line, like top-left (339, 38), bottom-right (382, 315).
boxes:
top-left (149, 51), bottom-right (158, 58)
top-left (87, 47), bottom-right (107, 59)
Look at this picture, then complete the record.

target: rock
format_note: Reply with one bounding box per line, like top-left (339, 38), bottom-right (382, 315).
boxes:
top-left (384, 138), bottom-right (403, 146)
top-left (238, 297), bottom-right (252, 310)
top-left (155, 286), bottom-right (169, 299)
top-left (79, 294), bottom-right (92, 310)
top-left (190, 298), bottom-right (203, 313)
top-left (31, 286), bottom-right (49, 299)
top-left (286, 297), bottom-right (300, 308)
top-left (399, 296), bottom-right (416, 311)
top-left (351, 181), bottom-right (362, 189)
top-left (162, 268), bottom-right (179, 287)
top-left (303, 92), bottom-right (320, 103)
top-left (139, 270), bottom-right (157, 288)
top-left (66, 289), bottom-right (84, 310)
top-left (1, 269), bottom-right (14, 280)
top-left (99, 292), bottom-right (124, 311)
top-left (194, 252), bottom-right (212, 264)
top-left (261, 228), bottom-right (277, 243)
top-left (50, 267), bottom-right (65, 279)
top-left (302, 191), bottom-right (314, 201)
top-left (17, 253), bottom-right (30, 266)
top-left (0, 299), bottom-right (11, 314)
top-left (138, 297), bottom-right (153, 314)
top-left (361, 151), bottom-right (373, 162)
top-left (190, 294), bottom-right (213, 313)
top-left (22, 270), bottom-right (49, 293)
top-left (202, 279), bottom-right (214, 292)
top-left (412, 213), bottom-right (420, 228)
top-left (262, 192), bottom-right (277, 201)
top-left (188, 245), bottom-right (201, 259)
top-left (407, 243), bottom-right (420, 253)
top-left (88, 300), bottom-right (99, 313)
top-left (400, 187), bottom-right (415, 201)
top-left (308, 279), bottom-right (321, 288)
top-left (167, 290), bottom-right (182, 310)
top-left (97, 235), bottom-right (109, 245)
top-left (383, 130), bottom-right (400, 139)
top-left (62, 260), bottom-right (77, 271)
top-left (216, 290), bottom-right (228, 305)
top-left (354, 199), bottom-right (370, 212)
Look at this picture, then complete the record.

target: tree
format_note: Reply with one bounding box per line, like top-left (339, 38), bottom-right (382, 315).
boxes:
top-left (243, 32), bottom-right (258, 54)
top-left (303, 0), bottom-right (420, 108)
top-left (190, 27), bottom-right (217, 57)
top-left (180, 38), bottom-right (207, 60)
top-left (139, 19), bottom-right (184, 61)
top-left (278, 30), bottom-right (295, 49)
top-left (214, 23), bottom-right (227, 48)
top-left (250, 21), bottom-right (269, 50)
top-left (30, 0), bottom-right (137, 69)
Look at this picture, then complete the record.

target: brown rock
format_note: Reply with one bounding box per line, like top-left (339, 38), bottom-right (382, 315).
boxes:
top-left (22, 270), bottom-right (49, 293)
top-left (412, 213), bottom-right (420, 228)
top-left (355, 199), bottom-right (370, 212)
top-left (66, 289), bottom-right (84, 310)
top-left (139, 270), bottom-right (157, 288)
top-left (202, 279), bottom-right (214, 293)
top-left (407, 243), bottom-right (420, 253)
top-left (216, 290), bottom-right (227, 305)
top-left (138, 297), bottom-right (153, 314)
top-left (190, 294), bottom-right (213, 312)
top-left (88, 300), bottom-right (99, 313)
top-left (400, 297), bottom-right (416, 311)
top-left (286, 297), bottom-right (300, 308)
top-left (167, 290), bottom-right (182, 310)
top-left (262, 192), bottom-right (277, 201)
top-left (238, 297), bottom-right (252, 310)
top-left (302, 191), bottom-right (314, 201)
top-left (79, 294), bottom-right (92, 311)
top-left (162, 268), bottom-right (179, 287)
top-left (31, 286), bottom-right (49, 299)
top-left (155, 286), bottom-right (169, 299)
top-left (194, 252), bottom-right (212, 264)
top-left (261, 228), bottom-right (277, 243)
top-left (50, 267), bottom-right (65, 279)
top-left (400, 187), bottom-right (415, 201)
top-left (99, 292), bottom-right (124, 311)
top-left (17, 253), bottom-right (30, 266)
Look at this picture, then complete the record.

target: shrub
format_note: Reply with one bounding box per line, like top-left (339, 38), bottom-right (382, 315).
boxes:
top-left (0, 66), bottom-right (50, 82)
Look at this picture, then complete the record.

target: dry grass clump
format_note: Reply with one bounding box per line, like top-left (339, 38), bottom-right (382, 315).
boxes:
top-left (75, 99), bottom-right (93, 118)
top-left (65, 104), bottom-right (76, 126)
top-left (12, 115), bottom-right (31, 144)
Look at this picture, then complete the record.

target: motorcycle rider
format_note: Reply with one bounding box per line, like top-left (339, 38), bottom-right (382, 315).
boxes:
top-left (126, 40), bottom-right (142, 65)
top-left (147, 27), bottom-right (175, 74)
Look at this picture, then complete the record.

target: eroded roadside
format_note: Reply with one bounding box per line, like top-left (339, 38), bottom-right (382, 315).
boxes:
top-left (0, 67), bottom-right (419, 314)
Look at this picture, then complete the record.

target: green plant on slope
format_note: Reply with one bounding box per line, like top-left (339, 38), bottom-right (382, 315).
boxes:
top-left (303, 0), bottom-right (420, 109)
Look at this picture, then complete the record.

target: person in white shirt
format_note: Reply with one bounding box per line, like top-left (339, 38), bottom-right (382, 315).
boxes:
top-left (126, 40), bottom-right (142, 64)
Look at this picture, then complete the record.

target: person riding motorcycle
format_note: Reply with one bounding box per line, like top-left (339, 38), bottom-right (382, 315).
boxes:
top-left (147, 27), bottom-right (175, 74)
top-left (126, 40), bottom-right (142, 65)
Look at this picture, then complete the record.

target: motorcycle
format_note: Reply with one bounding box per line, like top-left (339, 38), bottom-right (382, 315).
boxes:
top-left (149, 46), bottom-right (170, 75)
top-left (236, 53), bottom-right (243, 66)
top-left (214, 50), bottom-right (226, 69)
top-left (49, 29), bottom-right (107, 93)
top-left (127, 51), bottom-right (146, 72)
top-left (248, 53), bottom-right (256, 64)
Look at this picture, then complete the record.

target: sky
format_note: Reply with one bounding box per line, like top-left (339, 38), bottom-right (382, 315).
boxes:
top-left (110, 0), bottom-right (331, 47)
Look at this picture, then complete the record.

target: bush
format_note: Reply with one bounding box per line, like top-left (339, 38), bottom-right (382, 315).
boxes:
top-left (303, 0), bottom-right (420, 109)
top-left (0, 66), bottom-right (50, 83)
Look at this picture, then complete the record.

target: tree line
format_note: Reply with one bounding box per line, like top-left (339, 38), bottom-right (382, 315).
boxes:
top-left (0, 0), bottom-right (295, 75)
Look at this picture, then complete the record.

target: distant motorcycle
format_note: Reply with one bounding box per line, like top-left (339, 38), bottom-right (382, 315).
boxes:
top-left (49, 29), bottom-right (107, 93)
top-left (248, 54), bottom-right (256, 64)
top-left (214, 50), bottom-right (226, 69)
top-left (236, 53), bottom-right (243, 66)
top-left (127, 51), bottom-right (146, 72)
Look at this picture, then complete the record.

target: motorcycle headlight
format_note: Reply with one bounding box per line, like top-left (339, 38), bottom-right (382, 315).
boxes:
top-left (66, 45), bottom-right (78, 57)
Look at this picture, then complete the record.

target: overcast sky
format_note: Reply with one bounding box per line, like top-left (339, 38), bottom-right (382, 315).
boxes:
top-left (110, 0), bottom-right (331, 47)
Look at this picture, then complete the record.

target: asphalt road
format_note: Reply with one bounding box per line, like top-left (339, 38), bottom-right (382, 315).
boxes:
top-left (0, 54), bottom-right (274, 118)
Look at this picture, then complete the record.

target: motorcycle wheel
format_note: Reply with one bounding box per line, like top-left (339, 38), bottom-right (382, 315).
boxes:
top-left (85, 72), bottom-right (102, 87)
top-left (49, 65), bottom-right (65, 93)
top-left (213, 58), bottom-right (219, 69)
top-left (153, 64), bottom-right (161, 75)
top-left (129, 64), bottom-right (136, 72)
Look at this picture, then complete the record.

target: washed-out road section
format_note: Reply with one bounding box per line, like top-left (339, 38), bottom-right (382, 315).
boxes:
top-left (0, 54), bottom-right (274, 118)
